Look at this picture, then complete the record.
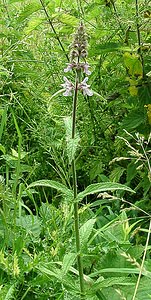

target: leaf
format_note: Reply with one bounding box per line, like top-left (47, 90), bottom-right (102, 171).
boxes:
top-left (92, 276), bottom-right (134, 291)
top-left (64, 117), bottom-right (80, 163)
top-left (0, 106), bottom-right (7, 142)
top-left (18, 1), bottom-right (41, 22)
top-left (62, 253), bottom-right (76, 276)
top-left (80, 218), bottom-right (96, 248)
top-left (77, 182), bottom-right (134, 202)
top-left (122, 277), bottom-right (151, 300)
top-left (24, 17), bottom-right (44, 35)
top-left (126, 162), bottom-right (137, 183)
top-left (9, 0), bottom-right (25, 3)
top-left (129, 85), bottom-right (138, 96)
top-left (4, 284), bottom-right (15, 300)
top-left (0, 144), bottom-right (5, 154)
top-left (37, 265), bottom-right (76, 289)
top-left (27, 180), bottom-right (73, 198)
top-left (37, 265), bottom-right (62, 281)
top-left (109, 167), bottom-right (126, 182)
top-left (123, 52), bottom-right (143, 77)
top-left (16, 215), bottom-right (41, 240)
top-left (91, 268), bottom-right (151, 278)
top-left (122, 109), bottom-right (146, 129)
top-left (89, 42), bottom-right (129, 56)
top-left (58, 13), bottom-right (78, 27)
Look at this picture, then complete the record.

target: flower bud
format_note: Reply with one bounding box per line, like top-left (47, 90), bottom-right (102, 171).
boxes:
top-left (70, 22), bottom-right (88, 61)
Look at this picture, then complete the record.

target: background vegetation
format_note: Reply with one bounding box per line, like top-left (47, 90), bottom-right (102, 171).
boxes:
top-left (0, 0), bottom-right (151, 299)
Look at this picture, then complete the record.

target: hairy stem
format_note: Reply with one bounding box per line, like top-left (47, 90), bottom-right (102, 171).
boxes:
top-left (71, 73), bottom-right (85, 299)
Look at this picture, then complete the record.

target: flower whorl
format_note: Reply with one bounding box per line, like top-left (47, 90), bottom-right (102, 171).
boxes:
top-left (61, 22), bottom-right (93, 97)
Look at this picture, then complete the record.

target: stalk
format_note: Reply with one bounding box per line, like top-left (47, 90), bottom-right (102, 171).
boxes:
top-left (61, 22), bottom-right (93, 298)
top-left (71, 73), bottom-right (85, 299)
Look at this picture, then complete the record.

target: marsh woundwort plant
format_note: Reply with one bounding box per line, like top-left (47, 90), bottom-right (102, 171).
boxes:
top-left (61, 22), bottom-right (93, 299)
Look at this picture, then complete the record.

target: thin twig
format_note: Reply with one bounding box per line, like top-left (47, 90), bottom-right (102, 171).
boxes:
top-left (39, 0), bottom-right (69, 61)
top-left (135, 0), bottom-right (145, 78)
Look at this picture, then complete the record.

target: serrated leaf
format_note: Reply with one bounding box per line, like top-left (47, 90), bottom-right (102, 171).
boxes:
top-left (64, 117), bottom-right (80, 164)
top-left (77, 182), bottom-right (134, 202)
top-left (62, 253), bottom-right (76, 276)
top-left (80, 218), bottom-right (96, 248)
top-left (27, 180), bottom-right (73, 198)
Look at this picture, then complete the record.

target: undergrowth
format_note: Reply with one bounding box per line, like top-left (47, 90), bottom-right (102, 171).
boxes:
top-left (0, 0), bottom-right (151, 299)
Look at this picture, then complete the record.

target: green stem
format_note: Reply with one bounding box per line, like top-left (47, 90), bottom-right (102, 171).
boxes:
top-left (71, 73), bottom-right (85, 299)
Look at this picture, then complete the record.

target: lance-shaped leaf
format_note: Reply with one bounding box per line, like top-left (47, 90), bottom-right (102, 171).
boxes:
top-left (61, 253), bottom-right (76, 276)
top-left (27, 180), bottom-right (73, 198)
top-left (64, 116), bottom-right (80, 164)
top-left (80, 218), bottom-right (96, 248)
top-left (77, 182), bottom-right (134, 202)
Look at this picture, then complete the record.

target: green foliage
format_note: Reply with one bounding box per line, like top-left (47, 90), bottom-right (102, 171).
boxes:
top-left (0, 0), bottom-right (151, 299)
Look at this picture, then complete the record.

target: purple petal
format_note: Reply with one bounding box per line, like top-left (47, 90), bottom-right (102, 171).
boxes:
top-left (63, 90), bottom-right (72, 96)
top-left (64, 64), bottom-right (73, 73)
top-left (85, 89), bottom-right (93, 96)
top-left (83, 63), bottom-right (91, 75)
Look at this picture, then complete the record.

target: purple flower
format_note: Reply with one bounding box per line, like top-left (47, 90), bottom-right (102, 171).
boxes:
top-left (64, 62), bottom-right (91, 75)
top-left (61, 76), bottom-right (74, 96)
top-left (64, 64), bottom-right (73, 73)
top-left (78, 77), bottom-right (93, 96)
top-left (82, 63), bottom-right (91, 75)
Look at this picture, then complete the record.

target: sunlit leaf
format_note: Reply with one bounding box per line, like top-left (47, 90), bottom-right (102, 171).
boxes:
top-left (62, 253), bottom-right (76, 276)
top-left (24, 17), bottom-right (44, 35)
top-left (80, 218), bottom-right (96, 248)
top-left (77, 182), bottom-right (134, 202)
top-left (27, 180), bottom-right (73, 198)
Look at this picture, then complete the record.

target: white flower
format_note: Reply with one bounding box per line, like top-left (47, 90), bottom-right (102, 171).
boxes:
top-left (78, 77), bottom-right (93, 96)
top-left (61, 76), bottom-right (74, 96)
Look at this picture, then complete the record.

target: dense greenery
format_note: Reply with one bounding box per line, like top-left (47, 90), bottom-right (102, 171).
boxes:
top-left (0, 0), bottom-right (151, 299)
